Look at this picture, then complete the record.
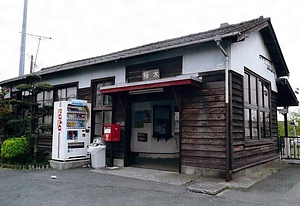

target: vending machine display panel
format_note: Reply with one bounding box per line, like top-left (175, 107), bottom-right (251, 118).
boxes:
top-left (52, 99), bottom-right (91, 161)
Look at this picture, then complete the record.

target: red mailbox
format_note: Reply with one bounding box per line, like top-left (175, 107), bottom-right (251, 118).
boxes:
top-left (103, 124), bottom-right (121, 142)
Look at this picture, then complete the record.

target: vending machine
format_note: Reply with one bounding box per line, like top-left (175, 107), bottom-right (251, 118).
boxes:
top-left (52, 99), bottom-right (91, 161)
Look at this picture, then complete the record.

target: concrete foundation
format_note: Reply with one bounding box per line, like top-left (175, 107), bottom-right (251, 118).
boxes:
top-left (181, 165), bottom-right (226, 179)
top-left (49, 158), bottom-right (90, 170)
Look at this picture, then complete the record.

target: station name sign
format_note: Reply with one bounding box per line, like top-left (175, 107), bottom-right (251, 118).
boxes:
top-left (142, 69), bottom-right (160, 81)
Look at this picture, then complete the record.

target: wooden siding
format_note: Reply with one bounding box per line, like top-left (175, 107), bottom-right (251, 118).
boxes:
top-left (126, 57), bottom-right (182, 83)
top-left (230, 71), bottom-right (278, 171)
top-left (271, 91), bottom-right (278, 140)
top-left (37, 133), bottom-right (52, 153)
top-left (109, 94), bottom-right (131, 165)
top-left (181, 70), bottom-right (226, 170)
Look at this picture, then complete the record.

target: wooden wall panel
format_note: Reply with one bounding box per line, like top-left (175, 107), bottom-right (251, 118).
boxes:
top-left (180, 70), bottom-right (226, 170)
top-left (230, 71), bottom-right (279, 171)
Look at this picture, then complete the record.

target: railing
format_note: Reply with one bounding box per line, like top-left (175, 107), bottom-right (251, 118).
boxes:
top-left (279, 136), bottom-right (300, 159)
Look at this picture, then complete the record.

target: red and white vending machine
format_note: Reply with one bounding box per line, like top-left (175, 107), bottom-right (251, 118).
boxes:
top-left (52, 99), bottom-right (91, 161)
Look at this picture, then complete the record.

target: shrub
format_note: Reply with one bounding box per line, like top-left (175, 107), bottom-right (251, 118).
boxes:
top-left (1, 137), bottom-right (29, 163)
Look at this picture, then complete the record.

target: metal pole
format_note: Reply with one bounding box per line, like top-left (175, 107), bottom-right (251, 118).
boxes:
top-left (18, 0), bottom-right (28, 77)
top-left (284, 106), bottom-right (290, 157)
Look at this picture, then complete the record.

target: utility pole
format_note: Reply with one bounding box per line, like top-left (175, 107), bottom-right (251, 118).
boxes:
top-left (18, 0), bottom-right (28, 77)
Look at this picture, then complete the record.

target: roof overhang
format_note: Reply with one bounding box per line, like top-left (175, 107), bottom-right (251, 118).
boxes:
top-left (260, 20), bottom-right (289, 77)
top-left (100, 75), bottom-right (202, 94)
top-left (276, 78), bottom-right (299, 107)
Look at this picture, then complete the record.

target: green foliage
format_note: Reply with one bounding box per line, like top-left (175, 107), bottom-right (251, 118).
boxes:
top-left (0, 87), bottom-right (14, 139)
top-left (0, 74), bottom-right (53, 161)
top-left (37, 123), bottom-right (52, 133)
top-left (278, 121), bottom-right (285, 137)
top-left (1, 137), bottom-right (29, 163)
top-left (16, 84), bottom-right (33, 92)
top-left (34, 82), bottom-right (53, 93)
top-left (278, 109), bottom-right (300, 137)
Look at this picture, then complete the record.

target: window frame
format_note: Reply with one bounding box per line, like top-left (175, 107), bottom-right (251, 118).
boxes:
top-left (91, 78), bottom-right (114, 139)
top-left (37, 83), bottom-right (78, 134)
top-left (244, 69), bottom-right (272, 142)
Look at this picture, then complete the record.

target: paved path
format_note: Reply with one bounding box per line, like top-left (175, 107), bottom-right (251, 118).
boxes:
top-left (0, 164), bottom-right (299, 205)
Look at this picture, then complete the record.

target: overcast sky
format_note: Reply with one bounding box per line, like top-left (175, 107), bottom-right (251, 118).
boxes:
top-left (1, 0), bottom-right (300, 91)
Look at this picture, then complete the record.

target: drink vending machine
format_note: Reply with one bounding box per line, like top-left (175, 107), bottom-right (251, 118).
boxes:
top-left (52, 99), bottom-right (91, 161)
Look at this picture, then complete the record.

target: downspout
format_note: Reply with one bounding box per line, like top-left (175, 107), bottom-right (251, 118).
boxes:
top-left (214, 35), bottom-right (231, 181)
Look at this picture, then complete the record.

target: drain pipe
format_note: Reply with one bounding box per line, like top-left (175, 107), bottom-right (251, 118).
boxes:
top-left (214, 35), bottom-right (231, 181)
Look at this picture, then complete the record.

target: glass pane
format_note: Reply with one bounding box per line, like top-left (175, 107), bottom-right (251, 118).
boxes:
top-left (45, 90), bottom-right (53, 101)
top-left (95, 83), bottom-right (103, 108)
top-left (103, 95), bottom-right (112, 106)
top-left (245, 109), bottom-right (251, 138)
top-left (37, 92), bottom-right (43, 101)
top-left (103, 111), bottom-right (112, 124)
top-left (94, 112), bottom-right (103, 124)
top-left (94, 123), bottom-right (103, 136)
top-left (44, 100), bottom-right (53, 106)
top-left (57, 88), bottom-right (66, 100)
top-left (244, 74), bottom-right (249, 103)
top-left (67, 87), bottom-right (77, 100)
top-left (258, 80), bottom-right (263, 107)
top-left (260, 112), bottom-right (265, 138)
top-left (104, 80), bottom-right (114, 86)
top-left (251, 109), bottom-right (258, 139)
top-left (263, 85), bottom-right (269, 108)
top-left (265, 112), bottom-right (270, 138)
top-left (250, 75), bottom-right (257, 105)
top-left (44, 115), bottom-right (52, 124)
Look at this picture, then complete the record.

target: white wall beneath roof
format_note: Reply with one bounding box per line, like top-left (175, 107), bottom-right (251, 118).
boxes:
top-left (231, 32), bottom-right (278, 92)
top-left (42, 64), bottom-right (125, 88)
top-left (183, 42), bottom-right (226, 75)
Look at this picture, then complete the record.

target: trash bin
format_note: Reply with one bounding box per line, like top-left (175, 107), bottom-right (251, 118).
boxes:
top-left (87, 143), bottom-right (106, 168)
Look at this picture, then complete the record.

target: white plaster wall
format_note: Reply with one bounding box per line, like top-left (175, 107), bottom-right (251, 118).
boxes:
top-left (231, 32), bottom-right (278, 92)
top-left (41, 65), bottom-right (125, 89)
top-left (131, 101), bottom-right (179, 155)
top-left (183, 42), bottom-right (226, 74)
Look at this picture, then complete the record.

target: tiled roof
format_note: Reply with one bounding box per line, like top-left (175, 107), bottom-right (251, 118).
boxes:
top-left (1, 16), bottom-right (287, 84)
top-left (41, 16), bottom-right (269, 74)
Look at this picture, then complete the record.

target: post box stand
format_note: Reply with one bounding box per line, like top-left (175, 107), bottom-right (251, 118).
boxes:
top-left (108, 142), bottom-right (114, 167)
top-left (103, 124), bottom-right (121, 167)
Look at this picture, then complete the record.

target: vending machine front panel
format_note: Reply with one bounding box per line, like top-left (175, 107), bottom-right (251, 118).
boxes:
top-left (52, 100), bottom-right (91, 161)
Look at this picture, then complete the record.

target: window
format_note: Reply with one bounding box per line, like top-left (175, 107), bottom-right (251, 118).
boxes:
top-left (94, 81), bottom-right (113, 108)
top-left (92, 79), bottom-right (114, 138)
top-left (37, 85), bottom-right (77, 134)
top-left (37, 90), bottom-right (54, 134)
top-left (55, 86), bottom-right (77, 101)
top-left (153, 105), bottom-right (172, 141)
top-left (244, 70), bottom-right (271, 139)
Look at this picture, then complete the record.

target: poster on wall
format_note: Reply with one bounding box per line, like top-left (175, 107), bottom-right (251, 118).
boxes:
top-left (144, 110), bottom-right (151, 123)
top-left (137, 133), bottom-right (148, 142)
top-left (134, 110), bottom-right (151, 128)
top-left (135, 111), bottom-right (144, 128)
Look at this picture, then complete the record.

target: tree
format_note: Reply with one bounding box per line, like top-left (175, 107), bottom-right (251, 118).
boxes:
top-left (4, 74), bottom-right (53, 155)
top-left (288, 109), bottom-right (300, 137)
top-left (0, 86), bottom-right (14, 142)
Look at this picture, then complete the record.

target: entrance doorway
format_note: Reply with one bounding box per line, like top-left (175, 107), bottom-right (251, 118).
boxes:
top-left (130, 101), bottom-right (180, 172)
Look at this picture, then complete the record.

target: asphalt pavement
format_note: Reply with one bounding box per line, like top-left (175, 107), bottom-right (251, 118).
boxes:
top-left (0, 163), bottom-right (300, 206)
